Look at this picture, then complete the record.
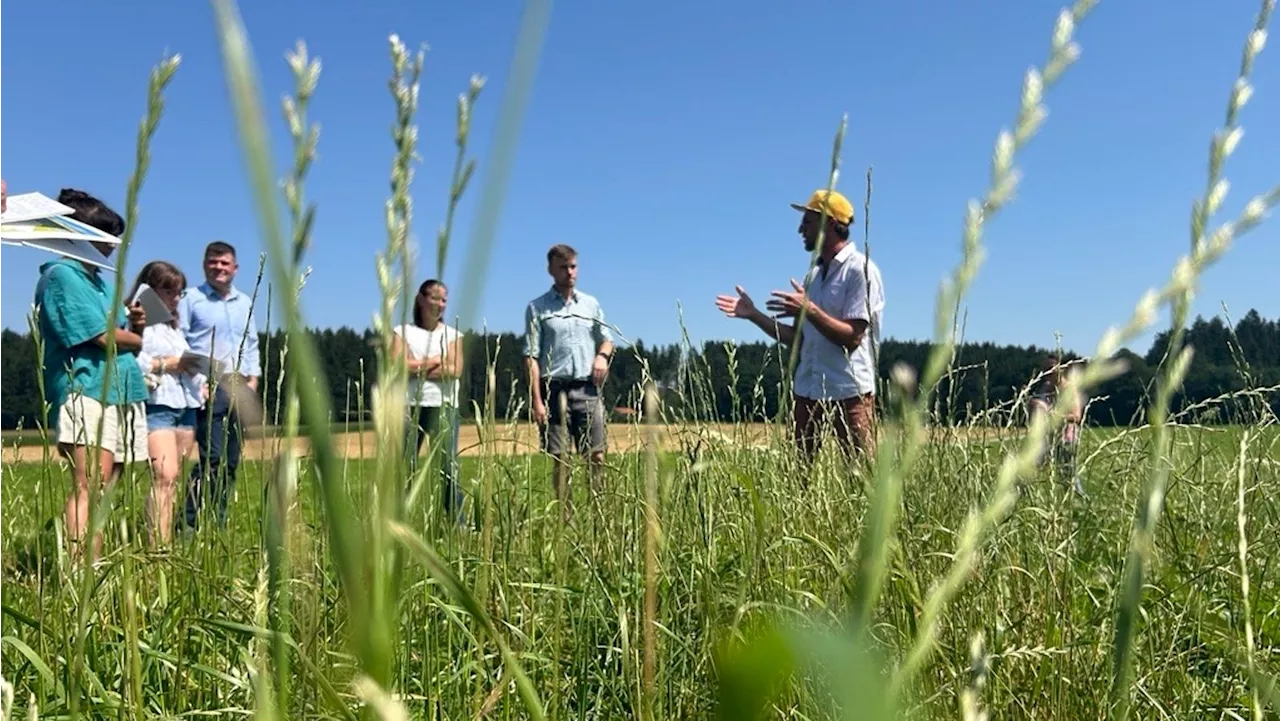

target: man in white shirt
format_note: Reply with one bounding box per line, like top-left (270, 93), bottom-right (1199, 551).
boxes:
top-left (715, 188), bottom-right (884, 465)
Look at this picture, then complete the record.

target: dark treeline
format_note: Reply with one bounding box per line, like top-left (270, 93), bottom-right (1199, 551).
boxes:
top-left (3, 310), bottom-right (1278, 430)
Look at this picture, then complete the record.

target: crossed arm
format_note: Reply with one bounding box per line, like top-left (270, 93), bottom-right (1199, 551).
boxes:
top-left (390, 334), bottom-right (464, 380)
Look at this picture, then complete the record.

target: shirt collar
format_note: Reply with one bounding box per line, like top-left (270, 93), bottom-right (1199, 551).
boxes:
top-left (51, 257), bottom-right (101, 282)
top-left (547, 285), bottom-right (577, 303)
top-left (197, 281), bottom-right (244, 302)
top-left (816, 243), bottom-right (859, 274)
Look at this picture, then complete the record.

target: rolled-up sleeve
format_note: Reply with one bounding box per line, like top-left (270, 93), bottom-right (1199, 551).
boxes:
top-left (523, 303), bottom-right (540, 358)
top-left (592, 300), bottom-right (612, 344)
top-left (841, 266), bottom-right (871, 323)
top-left (241, 312), bottom-right (262, 378)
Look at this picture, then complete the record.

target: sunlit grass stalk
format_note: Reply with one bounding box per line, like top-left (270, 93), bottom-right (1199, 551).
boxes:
top-left (66, 52), bottom-right (179, 721)
top-left (854, 1), bottom-right (1097, 656)
top-left (1233, 431), bottom-right (1261, 721)
top-left (436, 77), bottom-right (484, 278)
top-left (1110, 3), bottom-right (1273, 716)
top-left (862, 166), bottom-right (880, 402)
top-left (959, 632), bottom-right (990, 721)
top-left (208, 0), bottom-right (379, 700)
top-left (261, 39), bottom-right (322, 717)
top-left (641, 382), bottom-right (661, 721)
top-left (368, 36), bottom-right (425, 685)
top-left (118, 521), bottom-right (142, 721)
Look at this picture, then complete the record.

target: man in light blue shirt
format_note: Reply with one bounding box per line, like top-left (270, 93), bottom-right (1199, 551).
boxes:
top-left (524, 243), bottom-right (614, 519)
top-left (177, 240), bottom-right (261, 529)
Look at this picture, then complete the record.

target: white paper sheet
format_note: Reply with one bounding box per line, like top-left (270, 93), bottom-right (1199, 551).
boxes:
top-left (0, 191), bottom-right (75, 224)
top-left (132, 283), bottom-right (175, 326)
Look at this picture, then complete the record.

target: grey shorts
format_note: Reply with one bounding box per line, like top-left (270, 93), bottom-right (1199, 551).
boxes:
top-left (541, 379), bottom-right (607, 456)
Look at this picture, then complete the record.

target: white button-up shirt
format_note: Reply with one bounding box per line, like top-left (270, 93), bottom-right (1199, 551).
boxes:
top-left (793, 243), bottom-right (885, 401)
top-left (136, 323), bottom-right (206, 410)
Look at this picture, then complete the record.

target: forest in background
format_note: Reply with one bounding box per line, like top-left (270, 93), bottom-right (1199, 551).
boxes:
top-left (3, 309), bottom-right (1277, 430)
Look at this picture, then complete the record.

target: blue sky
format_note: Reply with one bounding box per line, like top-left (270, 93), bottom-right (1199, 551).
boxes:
top-left (2, 1), bottom-right (1276, 357)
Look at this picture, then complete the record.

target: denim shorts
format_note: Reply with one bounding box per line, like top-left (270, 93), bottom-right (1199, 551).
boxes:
top-left (146, 403), bottom-right (197, 431)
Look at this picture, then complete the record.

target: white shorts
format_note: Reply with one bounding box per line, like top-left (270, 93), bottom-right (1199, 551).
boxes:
top-left (57, 393), bottom-right (149, 465)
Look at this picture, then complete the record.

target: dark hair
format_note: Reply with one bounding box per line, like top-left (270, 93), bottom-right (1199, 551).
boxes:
top-left (547, 243), bottom-right (577, 264)
top-left (412, 279), bottom-right (446, 328)
top-left (830, 221), bottom-right (851, 240)
top-left (1040, 354), bottom-right (1070, 387)
top-left (57, 188), bottom-right (124, 237)
top-left (204, 240), bottom-right (237, 260)
top-left (129, 260), bottom-right (188, 328)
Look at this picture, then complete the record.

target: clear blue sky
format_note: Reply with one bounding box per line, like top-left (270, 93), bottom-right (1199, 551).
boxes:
top-left (2, 1), bottom-right (1276, 357)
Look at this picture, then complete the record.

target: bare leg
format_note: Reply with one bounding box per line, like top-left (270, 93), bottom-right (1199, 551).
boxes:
top-left (588, 451), bottom-right (605, 496)
top-left (61, 443), bottom-right (116, 562)
top-left (147, 429), bottom-right (189, 547)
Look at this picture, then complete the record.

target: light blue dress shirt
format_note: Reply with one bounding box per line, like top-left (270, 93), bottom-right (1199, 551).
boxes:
top-left (523, 286), bottom-right (611, 381)
top-left (177, 282), bottom-right (262, 380)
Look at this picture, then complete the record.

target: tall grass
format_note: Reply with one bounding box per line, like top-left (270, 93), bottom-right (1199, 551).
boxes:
top-left (2, 0), bottom-right (1279, 719)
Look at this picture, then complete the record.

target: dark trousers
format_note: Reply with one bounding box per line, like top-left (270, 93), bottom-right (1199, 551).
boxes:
top-left (408, 405), bottom-right (464, 522)
top-left (185, 387), bottom-right (243, 529)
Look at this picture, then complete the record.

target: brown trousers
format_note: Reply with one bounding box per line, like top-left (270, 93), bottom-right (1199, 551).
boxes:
top-left (792, 392), bottom-right (877, 465)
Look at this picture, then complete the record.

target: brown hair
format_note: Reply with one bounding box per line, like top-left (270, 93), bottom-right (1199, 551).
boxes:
top-left (412, 279), bottom-right (446, 328)
top-left (130, 260), bottom-right (188, 328)
top-left (204, 240), bottom-right (237, 260)
top-left (547, 243), bottom-right (577, 264)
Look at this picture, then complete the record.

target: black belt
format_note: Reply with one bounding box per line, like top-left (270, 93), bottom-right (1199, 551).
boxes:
top-left (546, 377), bottom-right (591, 389)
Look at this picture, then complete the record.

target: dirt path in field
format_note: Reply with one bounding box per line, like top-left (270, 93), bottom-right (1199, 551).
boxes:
top-left (2, 423), bottom-right (1021, 464)
top-left (2, 423), bottom-right (772, 464)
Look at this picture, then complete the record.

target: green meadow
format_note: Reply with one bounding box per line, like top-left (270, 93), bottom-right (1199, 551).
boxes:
top-left (3, 0), bottom-right (1279, 718)
top-left (2, 424), bottom-right (1277, 718)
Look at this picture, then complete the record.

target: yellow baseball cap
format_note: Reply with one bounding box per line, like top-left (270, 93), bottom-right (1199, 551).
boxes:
top-left (790, 189), bottom-right (854, 225)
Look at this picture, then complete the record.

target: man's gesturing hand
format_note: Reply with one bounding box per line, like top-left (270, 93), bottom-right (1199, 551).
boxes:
top-left (765, 278), bottom-right (810, 318)
top-left (715, 285), bottom-right (758, 319)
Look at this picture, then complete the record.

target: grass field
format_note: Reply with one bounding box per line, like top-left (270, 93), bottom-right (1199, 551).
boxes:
top-left (2, 422), bottom-right (1277, 718)
top-left (4, 0), bottom-right (1278, 717)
